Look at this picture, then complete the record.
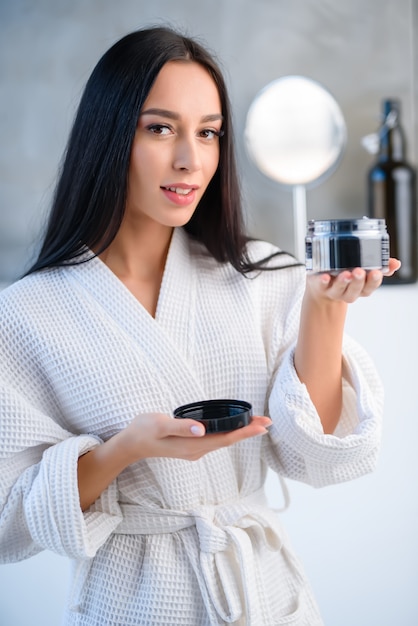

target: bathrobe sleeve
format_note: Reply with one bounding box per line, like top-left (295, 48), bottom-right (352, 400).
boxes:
top-left (266, 337), bottom-right (384, 487)
top-left (248, 242), bottom-right (384, 488)
top-left (0, 282), bottom-right (123, 564)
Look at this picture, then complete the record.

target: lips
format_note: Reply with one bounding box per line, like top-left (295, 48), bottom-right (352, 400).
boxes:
top-left (161, 185), bottom-right (198, 206)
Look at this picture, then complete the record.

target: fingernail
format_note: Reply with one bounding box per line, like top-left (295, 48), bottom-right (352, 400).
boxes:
top-left (191, 425), bottom-right (204, 436)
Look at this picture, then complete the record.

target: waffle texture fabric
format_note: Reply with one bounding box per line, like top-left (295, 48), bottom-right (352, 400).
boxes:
top-left (0, 227), bottom-right (383, 625)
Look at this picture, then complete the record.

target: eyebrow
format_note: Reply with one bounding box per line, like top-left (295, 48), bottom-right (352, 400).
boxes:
top-left (140, 108), bottom-right (223, 123)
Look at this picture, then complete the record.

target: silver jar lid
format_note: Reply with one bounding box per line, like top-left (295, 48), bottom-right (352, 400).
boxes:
top-left (307, 217), bottom-right (387, 235)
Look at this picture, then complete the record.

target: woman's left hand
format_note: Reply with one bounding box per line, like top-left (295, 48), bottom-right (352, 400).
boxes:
top-left (306, 257), bottom-right (401, 303)
top-left (296, 257), bottom-right (400, 433)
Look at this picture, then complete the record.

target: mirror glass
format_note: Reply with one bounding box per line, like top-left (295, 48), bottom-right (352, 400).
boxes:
top-left (244, 75), bottom-right (347, 187)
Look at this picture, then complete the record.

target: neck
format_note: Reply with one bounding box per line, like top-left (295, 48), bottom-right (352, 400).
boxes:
top-left (100, 222), bottom-right (174, 281)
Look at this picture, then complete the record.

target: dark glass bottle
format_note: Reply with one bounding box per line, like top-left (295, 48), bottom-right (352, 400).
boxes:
top-left (368, 99), bottom-right (417, 284)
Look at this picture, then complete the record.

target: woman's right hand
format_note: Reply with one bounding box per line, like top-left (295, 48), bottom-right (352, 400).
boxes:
top-left (120, 412), bottom-right (272, 464)
top-left (78, 413), bottom-right (271, 511)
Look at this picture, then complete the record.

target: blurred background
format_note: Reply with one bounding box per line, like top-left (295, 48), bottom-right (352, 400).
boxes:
top-left (0, 1), bottom-right (417, 624)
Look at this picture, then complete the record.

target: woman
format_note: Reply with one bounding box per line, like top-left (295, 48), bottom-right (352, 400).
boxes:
top-left (0, 26), bottom-right (399, 625)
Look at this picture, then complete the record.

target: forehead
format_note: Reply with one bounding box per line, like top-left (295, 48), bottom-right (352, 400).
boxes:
top-left (143, 61), bottom-right (222, 113)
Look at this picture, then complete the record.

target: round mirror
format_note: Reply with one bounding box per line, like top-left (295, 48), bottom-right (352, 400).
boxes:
top-left (244, 75), bottom-right (347, 187)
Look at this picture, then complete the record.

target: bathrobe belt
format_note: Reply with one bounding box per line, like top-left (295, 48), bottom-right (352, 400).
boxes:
top-left (114, 489), bottom-right (287, 624)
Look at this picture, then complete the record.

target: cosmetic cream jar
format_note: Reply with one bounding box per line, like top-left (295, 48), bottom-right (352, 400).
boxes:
top-left (305, 217), bottom-right (389, 274)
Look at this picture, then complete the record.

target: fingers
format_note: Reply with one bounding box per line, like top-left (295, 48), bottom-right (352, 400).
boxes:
top-left (167, 418), bottom-right (207, 437)
top-left (334, 269), bottom-right (383, 300)
top-left (309, 264), bottom-right (398, 302)
top-left (153, 415), bottom-right (272, 462)
top-left (186, 416), bottom-right (272, 453)
top-left (360, 269), bottom-right (383, 295)
top-left (126, 413), bottom-right (272, 463)
top-left (384, 257), bottom-right (402, 276)
top-left (310, 270), bottom-right (368, 302)
top-left (166, 415), bottom-right (271, 439)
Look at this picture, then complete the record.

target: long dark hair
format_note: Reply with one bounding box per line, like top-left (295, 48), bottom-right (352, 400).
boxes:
top-left (27, 26), bottom-right (298, 276)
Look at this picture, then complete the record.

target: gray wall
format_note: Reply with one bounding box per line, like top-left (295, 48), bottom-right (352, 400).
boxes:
top-left (1, 2), bottom-right (417, 625)
top-left (0, 0), bottom-right (416, 282)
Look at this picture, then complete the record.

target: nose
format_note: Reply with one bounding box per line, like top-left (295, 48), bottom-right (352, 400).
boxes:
top-left (173, 134), bottom-right (202, 172)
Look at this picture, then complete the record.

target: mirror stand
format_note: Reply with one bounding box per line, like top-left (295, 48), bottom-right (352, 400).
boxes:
top-left (293, 185), bottom-right (307, 261)
top-left (244, 75), bottom-right (347, 261)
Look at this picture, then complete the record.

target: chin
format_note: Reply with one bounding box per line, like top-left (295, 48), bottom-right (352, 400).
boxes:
top-left (165, 208), bottom-right (197, 228)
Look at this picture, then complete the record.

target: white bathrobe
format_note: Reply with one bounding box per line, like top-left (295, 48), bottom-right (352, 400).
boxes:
top-left (0, 227), bottom-right (383, 625)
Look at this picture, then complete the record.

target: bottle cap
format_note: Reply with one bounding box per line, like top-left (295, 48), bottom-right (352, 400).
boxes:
top-left (173, 399), bottom-right (252, 433)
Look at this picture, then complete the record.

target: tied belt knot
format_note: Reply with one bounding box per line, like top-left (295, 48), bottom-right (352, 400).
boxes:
top-left (115, 489), bottom-right (285, 624)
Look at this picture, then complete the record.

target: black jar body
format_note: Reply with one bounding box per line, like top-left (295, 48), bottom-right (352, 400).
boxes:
top-left (368, 99), bottom-right (417, 284)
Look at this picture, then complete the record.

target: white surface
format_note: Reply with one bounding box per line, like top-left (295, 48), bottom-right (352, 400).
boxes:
top-left (273, 281), bottom-right (418, 625)
top-left (1, 282), bottom-right (417, 625)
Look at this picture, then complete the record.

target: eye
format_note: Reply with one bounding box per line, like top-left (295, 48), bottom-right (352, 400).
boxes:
top-left (146, 124), bottom-right (173, 136)
top-left (199, 128), bottom-right (224, 140)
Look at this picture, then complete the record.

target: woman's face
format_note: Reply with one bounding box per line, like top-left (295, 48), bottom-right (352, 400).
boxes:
top-left (125, 60), bottom-right (223, 230)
